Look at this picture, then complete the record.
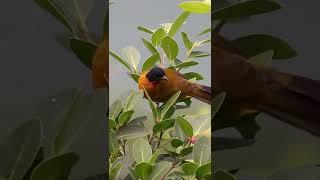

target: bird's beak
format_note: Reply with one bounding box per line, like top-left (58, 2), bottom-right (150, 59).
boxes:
top-left (161, 76), bottom-right (168, 81)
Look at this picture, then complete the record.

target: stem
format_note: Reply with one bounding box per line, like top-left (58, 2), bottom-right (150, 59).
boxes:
top-left (160, 159), bottom-right (178, 180)
top-left (156, 131), bottom-right (164, 150)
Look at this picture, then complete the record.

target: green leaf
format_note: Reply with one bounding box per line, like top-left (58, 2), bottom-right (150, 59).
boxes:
top-left (135, 162), bottom-right (152, 180)
top-left (128, 116), bottom-right (147, 125)
top-left (197, 27), bottom-right (211, 36)
top-left (109, 100), bottom-right (122, 120)
top-left (189, 51), bottom-right (210, 58)
top-left (70, 38), bottom-right (97, 69)
top-left (212, 92), bottom-right (226, 118)
top-left (109, 163), bottom-right (122, 180)
top-left (248, 50), bottom-right (274, 66)
top-left (142, 38), bottom-right (158, 54)
top-left (0, 119), bottom-right (41, 180)
top-left (176, 61), bottom-right (199, 69)
top-left (179, 1), bottom-right (211, 14)
top-left (137, 26), bottom-right (154, 34)
top-left (180, 146), bottom-right (193, 156)
top-left (153, 119), bottom-right (175, 134)
top-left (204, 173), bottom-right (212, 180)
top-left (182, 162), bottom-right (198, 175)
top-left (116, 125), bottom-right (152, 140)
top-left (160, 91), bottom-right (181, 121)
top-left (183, 72), bottom-right (204, 80)
top-left (196, 162), bottom-right (211, 179)
top-left (212, 0), bottom-right (282, 20)
top-left (171, 139), bottom-right (184, 148)
top-left (34, 0), bottom-right (73, 32)
top-left (168, 11), bottom-right (191, 37)
top-left (118, 110), bottom-right (134, 126)
top-left (176, 116), bottom-right (193, 137)
top-left (160, 23), bottom-right (173, 33)
top-left (194, 136), bottom-right (211, 166)
top-left (152, 28), bottom-right (166, 46)
top-left (181, 32), bottom-right (193, 50)
top-left (130, 73), bottom-right (140, 83)
top-left (142, 87), bottom-right (158, 120)
top-left (123, 90), bottom-right (141, 112)
top-left (133, 138), bottom-right (152, 163)
top-left (161, 36), bottom-right (179, 61)
top-left (142, 53), bottom-right (161, 72)
top-left (232, 34), bottom-right (297, 59)
top-left (122, 46), bottom-right (141, 73)
top-left (149, 161), bottom-right (171, 180)
top-left (161, 106), bottom-right (176, 120)
top-left (109, 131), bottom-right (119, 154)
top-left (30, 152), bottom-right (79, 180)
top-left (53, 89), bottom-right (93, 155)
top-left (109, 50), bottom-right (132, 71)
top-left (213, 169), bottom-right (235, 180)
top-left (149, 149), bottom-right (161, 164)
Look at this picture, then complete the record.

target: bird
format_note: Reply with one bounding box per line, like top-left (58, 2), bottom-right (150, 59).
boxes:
top-left (138, 66), bottom-right (211, 104)
top-left (213, 34), bottom-right (320, 137)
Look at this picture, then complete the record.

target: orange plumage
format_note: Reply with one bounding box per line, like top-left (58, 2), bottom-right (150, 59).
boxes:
top-left (138, 67), bottom-right (211, 104)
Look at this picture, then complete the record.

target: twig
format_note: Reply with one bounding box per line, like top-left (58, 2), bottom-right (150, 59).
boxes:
top-left (156, 131), bottom-right (164, 149)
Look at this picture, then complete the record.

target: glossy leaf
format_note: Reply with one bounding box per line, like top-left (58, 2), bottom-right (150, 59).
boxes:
top-left (181, 32), bottom-right (193, 51)
top-left (171, 138), bottom-right (184, 148)
top-left (135, 162), bottom-right (152, 180)
top-left (182, 162), bottom-right (198, 175)
top-left (152, 28), bottom-right (166, 46)
top-left (133, 138), bottom-right (152, 163)
top-left (160, 91), bottom-right (181, 121)
top-left (142, 53), bottom-right (160, 72)
top-left (196, 162), bottom-right (211, 179)
top-left (142, 87), bottom-right (158, 120)
top-left (176, 116), bottom-right (193, 137)
top-left (118, 110), bottom-right (134, 126)
top-left (168, 11), bottom-right (191, 37)
top-left (212, 0), bottom-right (282, 20)
top-left (232, 34), bottom-right (297, 59)
top-left (176, 61), bottom-right (198, 69)
top-left (142, 38), bottom-right (158, 54)
top-left (189, 51), bottom-right (210, 58)
top-left (153, 119), bottom-right (175, 134)
top-left (180, 146), bottom-right (193, 156)
top-left (197, 27), bottom-right (211, 36)
top-left (30, 152), bottom-right (79, 180)
top-left (183, 72), bottom-right (204, 80)
top-left (179, 1), bottom-right (211, 14)
top-left (161, 36), bottom-right (179, 61)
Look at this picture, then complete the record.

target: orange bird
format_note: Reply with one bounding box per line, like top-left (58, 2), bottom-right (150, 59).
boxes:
top-left (138, 66), bottom-right (211, 104)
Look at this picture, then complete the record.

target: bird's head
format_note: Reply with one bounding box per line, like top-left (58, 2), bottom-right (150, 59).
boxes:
top-left (146, 66), bottom-right (168, 83)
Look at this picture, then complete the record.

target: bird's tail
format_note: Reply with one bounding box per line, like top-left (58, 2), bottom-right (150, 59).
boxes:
top-left (190, 84), bottom-right (211, 104)
top-left (259, 71), bottom-right (320, 136)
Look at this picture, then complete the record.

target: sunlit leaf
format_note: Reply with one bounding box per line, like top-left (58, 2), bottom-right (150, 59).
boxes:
top-left (137, 26), bottom-right (154, 34)
top-left (153, 119), bottom-right (175, 134)
top-left (181, 32), bottom-right (193, 51)
top-left (197, 27), bottom-right (211, 36)
top-left (122, 46), bottom-right (141, 73)
top-left (152, 28), bottom-right (166, 46)
top-left (168, 11), bottom-right (191, 37)
top-left (161, 36), bottom-right (179, 61)
top-left (133, 138), bottom-right (152, 163)
top-left (160, 91), bottom-right (181, 121)
top-left (118, 110), bottom-right (134, 126)
top-left (135, 162), bottom-right (152, 180)
top-left (189, 51), bottom-right (210, 58)
top-left (109, 50), bottom-right (132, 71)
top-left (142, 38), bottom-right (158, 54)
top-left (176, 116), bottom-right (193, 137)
top-left (142, 53), bottom-right (160, 72)
top-left (176, 61), bottom-right (198, 69)
top-left (149, 149), bottom-right (161, 165)
top-left (179, 1), bottom-right (211, 14)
